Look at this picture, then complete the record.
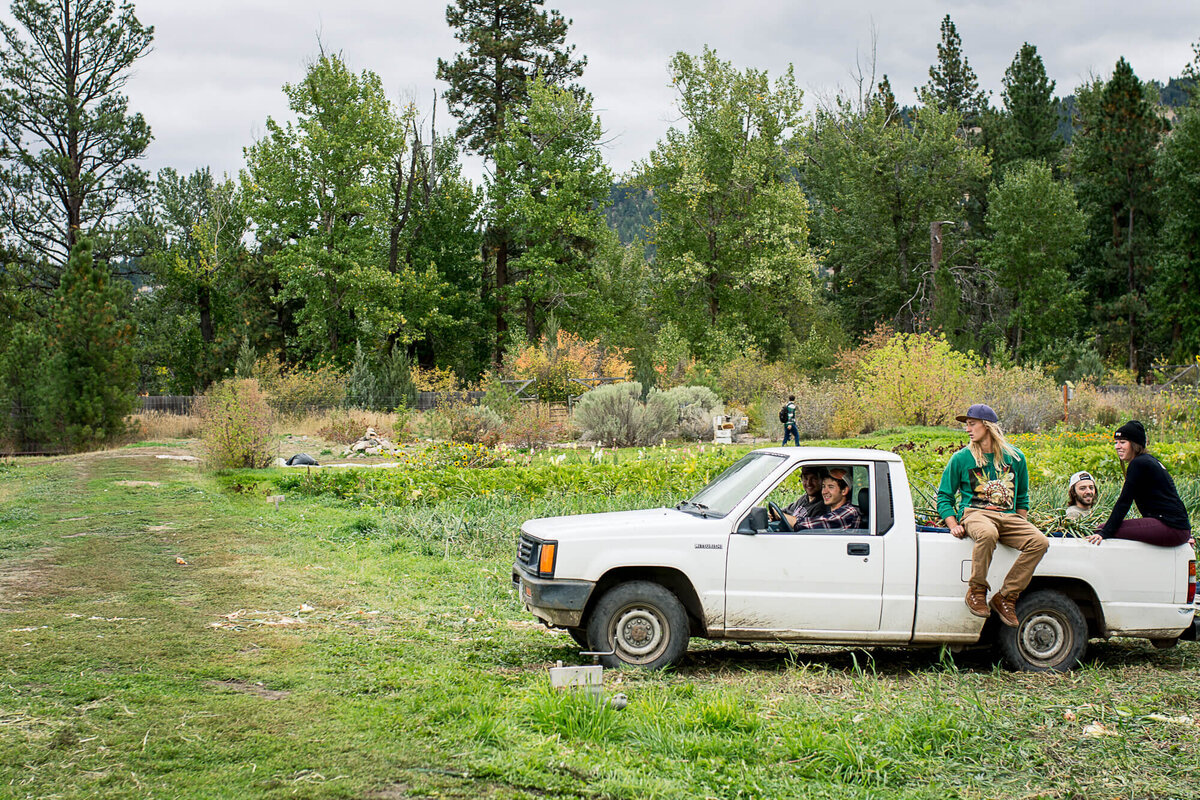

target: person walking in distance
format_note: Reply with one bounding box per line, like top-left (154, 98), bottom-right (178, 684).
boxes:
top-left (936, 404), bottom-right (1049, 627)
top-left (782, 395), bottom-right (799, 446)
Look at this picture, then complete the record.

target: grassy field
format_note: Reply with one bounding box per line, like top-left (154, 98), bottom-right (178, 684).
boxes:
top-left (2, 433), bottom-right (1199, 799)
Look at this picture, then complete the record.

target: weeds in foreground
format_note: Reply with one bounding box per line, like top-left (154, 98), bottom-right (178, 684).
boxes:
top-left (2, 443), bottom-right (1199, 800)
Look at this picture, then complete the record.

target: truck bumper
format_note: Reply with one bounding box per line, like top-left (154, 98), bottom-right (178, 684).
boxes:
top-left (1179, 613), bottom-right (1200, 642)
top-left (512, 566), bottom-right (594, 628)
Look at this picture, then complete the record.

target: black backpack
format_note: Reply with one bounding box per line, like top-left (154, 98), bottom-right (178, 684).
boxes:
top-left (778, 405), bottom-right (789, 424)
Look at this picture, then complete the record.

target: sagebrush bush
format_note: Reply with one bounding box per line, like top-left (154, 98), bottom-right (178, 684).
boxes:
top-left (199, 379), bottom-right (275, 469)
top-left (663, 385), bottom-right (724, 440)
top-left (662, 385), bottom-right (722, 412)
top-left (435, 402), bottom-right (504, 446)
top-left (572, 382), bottom-right (676, 446)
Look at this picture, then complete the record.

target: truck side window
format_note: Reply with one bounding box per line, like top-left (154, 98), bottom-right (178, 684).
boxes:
top-left (783, 464), bottom-right (870, 534)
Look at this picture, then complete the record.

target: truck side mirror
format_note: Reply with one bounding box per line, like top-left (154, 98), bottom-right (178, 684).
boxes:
top-left (746, 507), bottom-right (768, 534)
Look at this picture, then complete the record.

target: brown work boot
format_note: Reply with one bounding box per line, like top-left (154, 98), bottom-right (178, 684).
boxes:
top-left (990, 592), bottom-right (1020, 627)
top-left (965, 585), bottom-right (989, 618)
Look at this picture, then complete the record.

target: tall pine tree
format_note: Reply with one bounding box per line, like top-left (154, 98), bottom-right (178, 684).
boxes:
top-left (1071, 58), bottom-right (1165, 372)
top-left (436, 0), bottom-right (586, 364)
top-left (1154, 96), bottom-right (1200, 359)
top-left (0, 0), bottom-right (153, 285)
top-left (921, 15), bottom-right (989, 128)
top-left (994, 43), bottom-right (1062, 172)
top-left (50, 237), bottom-right (137, 450)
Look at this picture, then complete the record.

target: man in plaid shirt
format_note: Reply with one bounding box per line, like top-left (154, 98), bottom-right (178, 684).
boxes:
top-left (792, 468), bottom-right (863, 530)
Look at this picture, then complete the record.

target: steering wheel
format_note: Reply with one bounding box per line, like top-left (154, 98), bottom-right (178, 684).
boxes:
top-left (769, 501), bottom-right (794, 532)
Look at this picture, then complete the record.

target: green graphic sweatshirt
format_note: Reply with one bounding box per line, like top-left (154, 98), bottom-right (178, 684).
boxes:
top-left (936, 446), bottom-right (1030, 521)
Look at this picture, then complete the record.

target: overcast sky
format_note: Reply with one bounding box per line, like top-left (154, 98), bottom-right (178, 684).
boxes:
top-left (93, 0), bottom-right (1200, 185)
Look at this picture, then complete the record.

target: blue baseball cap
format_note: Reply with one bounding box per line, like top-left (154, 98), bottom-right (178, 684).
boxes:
top-left (955, 404), bottom-right (999, 424)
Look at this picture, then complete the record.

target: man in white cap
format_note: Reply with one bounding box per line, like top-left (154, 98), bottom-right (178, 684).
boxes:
top-left (1065, 471), bottom-right (1097, 520)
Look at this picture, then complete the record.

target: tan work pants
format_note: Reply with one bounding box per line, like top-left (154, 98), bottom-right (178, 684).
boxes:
top-left (962, 508), bottom-right (1049, 597)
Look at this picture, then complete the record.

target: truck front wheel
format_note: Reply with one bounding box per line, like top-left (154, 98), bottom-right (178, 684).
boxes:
top-left (998, 589), bottom-right (1088, 672)
top-left (587, 581), bottom-right (689, 669)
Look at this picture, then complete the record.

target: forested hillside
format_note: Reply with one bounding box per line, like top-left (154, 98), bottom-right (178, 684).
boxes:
top-left (2, 2), bottom-right (1200, 452)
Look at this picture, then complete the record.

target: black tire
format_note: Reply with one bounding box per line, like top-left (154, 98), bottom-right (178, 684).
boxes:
top-left (997, 589), bottom-right (1088, 672)
top-left (566, 627), bottom-right (589, 648)
top-left (586, 581), bottom-right (690, 669)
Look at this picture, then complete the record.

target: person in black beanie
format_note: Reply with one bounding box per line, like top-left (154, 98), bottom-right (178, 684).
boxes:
top-left (1085, 420), bottom-right (1193, 547)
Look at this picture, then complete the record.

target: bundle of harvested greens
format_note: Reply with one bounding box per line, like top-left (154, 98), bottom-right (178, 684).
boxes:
top-left (914, 505), bottom-right (1101, 537)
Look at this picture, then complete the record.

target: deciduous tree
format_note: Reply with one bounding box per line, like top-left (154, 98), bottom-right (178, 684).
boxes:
top-left (984, 160), bottom-right (1086, 360)
top-left (804, 101), bottom-right (990, 337)
top-left (141, 167), bottom-right (248, 390)
top-left (491, 76), bottom-right (613, 342)
top-left (243, 53), bottom-right (445, 365)
top-left (637, 47), bottom-right (816, 360)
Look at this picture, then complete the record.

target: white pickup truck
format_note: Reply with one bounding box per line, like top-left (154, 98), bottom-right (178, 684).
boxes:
top-left (513, 447), bottom-right (1198, 671)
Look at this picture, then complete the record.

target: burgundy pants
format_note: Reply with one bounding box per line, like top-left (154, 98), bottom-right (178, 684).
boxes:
top-left (1107, 517), bottom-right (1192, 547)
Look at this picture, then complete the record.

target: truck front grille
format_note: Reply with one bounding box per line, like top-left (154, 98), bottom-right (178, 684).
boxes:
top-left (517, 532), bottom-right (538, 568)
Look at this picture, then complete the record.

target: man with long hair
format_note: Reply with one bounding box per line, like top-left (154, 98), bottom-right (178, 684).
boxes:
top-left (936, 404), bottom-right (1049, 626)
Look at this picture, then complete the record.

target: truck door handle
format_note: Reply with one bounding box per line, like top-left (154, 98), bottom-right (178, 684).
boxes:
top-left (846, 543), bottom-right (870, 556)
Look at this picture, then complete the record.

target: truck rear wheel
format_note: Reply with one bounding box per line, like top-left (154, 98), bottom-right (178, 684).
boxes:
top-left (998, 589), bottom-right (1088, 672)
top-left (586, 581), bottom-right (689, 669)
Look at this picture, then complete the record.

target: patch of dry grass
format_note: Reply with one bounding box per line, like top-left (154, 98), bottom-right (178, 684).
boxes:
top-left (128, 411), bottom-right (202, 440)
top-left (285, 409), bottom-right (404, 440)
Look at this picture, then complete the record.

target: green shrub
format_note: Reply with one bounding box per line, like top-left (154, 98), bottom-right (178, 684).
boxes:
top-left (716, 354), bottom-right (802, 405)
top-left (849, 332), bottom-right (980, 429)
top-left (572, 382), bottom-right (676, 446)
top-left (255, 357), bottom-right (347, 416)
top-left (480, 372), bottom-right (522, 420)
top-left (200, 379), bottom-right (276, 469)
top-left (436, 402), bottom-right (504, 446)
top-left (501, 402), bottom-right (569, 451)
top-left (391, 408), bottom-right (415, 442)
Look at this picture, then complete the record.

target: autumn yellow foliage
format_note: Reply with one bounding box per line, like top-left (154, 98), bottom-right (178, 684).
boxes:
top-left (505, 330), bottom-right (632, 401)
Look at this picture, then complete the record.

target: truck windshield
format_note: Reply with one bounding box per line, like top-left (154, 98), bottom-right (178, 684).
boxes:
top-left (680, 452), bottom-right (786, 518)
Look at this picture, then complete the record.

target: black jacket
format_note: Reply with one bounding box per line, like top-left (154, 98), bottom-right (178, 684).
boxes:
top-left (1098, 453), bottom-right (1191, 538)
